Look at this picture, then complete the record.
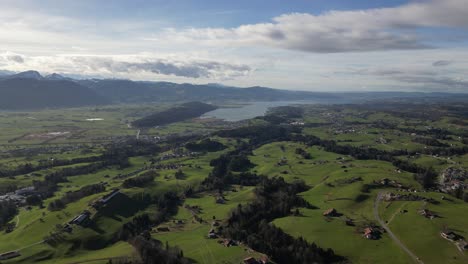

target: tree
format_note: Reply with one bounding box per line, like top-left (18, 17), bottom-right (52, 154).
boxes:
top-left (175, 169), bottom-right (186, 180)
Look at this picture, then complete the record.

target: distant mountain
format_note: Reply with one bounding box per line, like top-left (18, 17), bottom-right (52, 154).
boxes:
top-left (45, 73), bottom-right (71, 81)
top-left (0, 78), bottom-right (110, 110)
top-left (0, 70), bottom-right (15, 77)
top-left (1, 70), bottom-right (467, 110)
top-left (5, 70), bottom-right (43, 80)
top-left (80, 79), bottom-right (342, 103)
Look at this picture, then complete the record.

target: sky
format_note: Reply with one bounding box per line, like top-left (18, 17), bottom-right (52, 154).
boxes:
top-left (1, 0), bottom-right (468, 92)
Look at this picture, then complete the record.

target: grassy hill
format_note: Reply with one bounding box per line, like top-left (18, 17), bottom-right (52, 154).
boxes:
top-left (132, 102), bottom-right (217, 128)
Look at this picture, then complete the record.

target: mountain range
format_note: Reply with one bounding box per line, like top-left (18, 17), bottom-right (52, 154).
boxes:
top-left (0, 70), bottom-right (467, 110)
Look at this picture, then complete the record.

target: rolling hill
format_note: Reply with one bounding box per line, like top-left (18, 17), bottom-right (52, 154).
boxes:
top-left (132, 101), bottom-right (217, 127)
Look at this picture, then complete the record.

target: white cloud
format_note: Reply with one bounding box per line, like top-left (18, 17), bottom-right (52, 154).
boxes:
top-left (149, 0), bottom-right (468, 53)
top-left (0, 53), bottom-right (252, 80)
top-left (0, 51), bottom-right (25, 64)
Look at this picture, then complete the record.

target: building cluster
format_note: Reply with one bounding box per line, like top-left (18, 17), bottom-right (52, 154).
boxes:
top-left (377, 178), bottom-right (405, 189)
top-left (157, 151), bottom-right (200, 161)
top-left (382, 192), bottom-right (431, 202)
top-left (0, 186), bottom-right (35, 205)
top-left (289, 121), bottom-right (305, 126)
top-left (441, 231), bottom-right (468, 252)
top-left (151, 163), bottom-right (185, 170)
top-left (439, 167), bottom-right (467, 194)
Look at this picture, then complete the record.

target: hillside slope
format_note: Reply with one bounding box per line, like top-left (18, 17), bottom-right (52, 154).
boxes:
top-left (132, 101), bottom-right (217, 127)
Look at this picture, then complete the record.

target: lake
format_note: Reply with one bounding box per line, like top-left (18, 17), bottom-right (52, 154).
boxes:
top-left (201, 101), bottom-right (318, 121)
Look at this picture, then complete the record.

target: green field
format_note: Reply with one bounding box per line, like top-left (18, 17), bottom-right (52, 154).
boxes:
top-left (0, 102), bottom-right (467, 263)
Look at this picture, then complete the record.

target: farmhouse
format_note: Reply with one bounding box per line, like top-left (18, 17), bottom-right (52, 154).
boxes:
top-left (221, 239), bottom-right (236, 247)
top-left (441, 231), bottom-right (462, 242)
top-left (156, 227), bottom-right (170, 232)
top-left (70, 210), bottom-right (91, 225)
top-left (215, 196), bottom-right (225, 204)
top-left (0, 251), bottom-right (20, 260)
top-left (363, 227), bottom-right (377, 239)
top-left (419, 209), bottom-right (437, 219)
top-left (0, 251), bottom-right (21, 260)
top-left (100, 189), bottom-right (120, 204)
top-left (323, 208), bottom-right (338, 217)
top-left (208, 229), bottom-right (217, 239)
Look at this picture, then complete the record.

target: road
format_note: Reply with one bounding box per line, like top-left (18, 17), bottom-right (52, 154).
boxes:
top-left (374, 192), bottom-right (424, 264)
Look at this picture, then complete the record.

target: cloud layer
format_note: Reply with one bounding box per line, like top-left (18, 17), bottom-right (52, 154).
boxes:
top-left (153, 0), bottom-right (468, 53)
top-left (69, 56), bottom-right (251, 79)
top-left (0, 53), bottom-right (252, 80)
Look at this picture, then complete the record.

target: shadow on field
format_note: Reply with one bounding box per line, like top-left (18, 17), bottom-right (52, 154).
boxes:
top-left (95, 193), bottom-right (149, 219)
top-left (88, 221), bottom-right (105, 234)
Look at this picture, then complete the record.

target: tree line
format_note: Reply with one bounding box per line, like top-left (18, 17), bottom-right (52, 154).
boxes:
top-left (48, 183), bottom-right (106, 211)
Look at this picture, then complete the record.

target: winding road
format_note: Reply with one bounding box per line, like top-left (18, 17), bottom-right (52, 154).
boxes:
top-left (374, 192), bottom-right (424, 264)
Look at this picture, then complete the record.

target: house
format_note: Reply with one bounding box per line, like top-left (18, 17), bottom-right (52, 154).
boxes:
top-left (419, 209), bottom-right (437, 219)
top-left (215, 196), bottom-right (225, 204)
top-left (323, 208), bottom-right (338, 217)
top-left (100, 189), bottom-right (120, 204)
top-left (222, 239), bottom-right (236, 247)
top-left (380, 178), bottom-right (390, 185)
top-left (441, 231), bottom-right (462, 242)
top-left (156, 227), bottom-right (170, 232)
top-left (0, 251), bottom-right (21, 260)
top-left (70, 211), bottom-right (91, 225)
top-left (363, 227), bottom-right (377, 239)
top-left (208, 228), bottom-right (217, 239)
top-left (174, 219), bottom-right (184, 225)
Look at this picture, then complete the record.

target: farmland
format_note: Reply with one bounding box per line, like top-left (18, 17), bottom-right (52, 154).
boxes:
top-left (0, 101), bottom-right (467, 263)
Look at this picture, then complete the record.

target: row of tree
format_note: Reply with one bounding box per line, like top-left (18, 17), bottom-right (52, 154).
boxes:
top-left (122, 171), bottom-right (157, 188)
top-left (0, 200), bottom-right (17, 229)
top-left (48, 183), bottom-right (106, 211)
